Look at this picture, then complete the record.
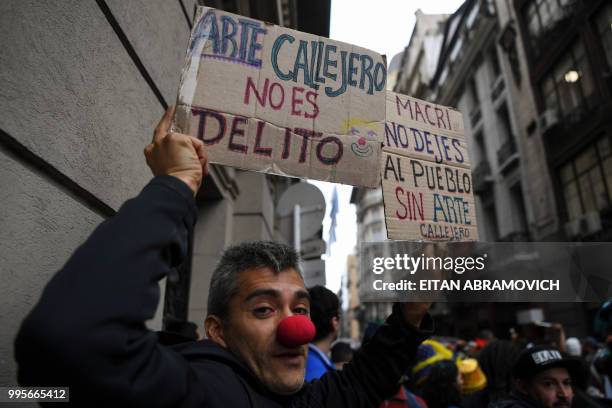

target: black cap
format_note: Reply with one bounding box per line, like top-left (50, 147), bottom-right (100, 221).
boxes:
top-left (513, 345), bottom-right (581, 380)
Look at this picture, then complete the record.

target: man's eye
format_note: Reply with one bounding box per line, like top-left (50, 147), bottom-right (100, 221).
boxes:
top-left (253, 307), bottom-right (274, 317)
top-left (294, 307), bottom-right (309, 315)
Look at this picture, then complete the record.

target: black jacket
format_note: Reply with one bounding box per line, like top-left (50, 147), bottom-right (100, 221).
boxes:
top-left (488, 387), bottom-right (607, 408)
top-left (488, 391), bottom-right (543, 408)
top-left (15, 176), bottom-right (432, 407)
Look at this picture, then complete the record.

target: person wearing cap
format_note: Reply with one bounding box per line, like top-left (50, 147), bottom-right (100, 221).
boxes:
top-left (463, 340), bottom-right (521, 408)
top-left (15, 107), bottom-right (433, 407)
top-left (411, 339), bottom-right (456, 385)
top-left (458, 358), bottom-right (487, 395)
top-left (305, 285), bottom-right (340, 381)
top-left (410, 339), bottom-right (463, 408)
top-left (490, 345), bottom-right (579, 408)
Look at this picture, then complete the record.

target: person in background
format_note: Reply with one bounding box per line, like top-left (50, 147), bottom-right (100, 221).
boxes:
top-left (490, 345), bottom-right (579, 408)
top-left (410, 340), bottom-right (463, 408)
top-left (550, 323), bottom-right (567, 354)
top-left (410, 339), bottom-right (457, 384)
top-left (565, 338), bottom-right (582, 358)
top-left (416, 360), bottom-right (463, 408)
top-left (458, 358), bottom-right (487, 396)
top-left (305, 285), bottom-right (340, 381)
top-left (509, 328), bottom-right (520, 343)
top-left (366, 324), bottom-right (428, 408)
top-left (463, 340), bottom-right (521, 408)
top-left (380, 386), bottom-right (429, 408)
top-left (330, 341), bottom-right (353, 370)
top-left (475, 329), bottom-right (495, 353)
top-left (592, 300), bottom-right (612, 399)
top-left (583, 337), bottom-right (600, 366)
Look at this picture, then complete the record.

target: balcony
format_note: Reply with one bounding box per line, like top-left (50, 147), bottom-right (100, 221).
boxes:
top-left (472, 161), bottom-right (493, 194)
top-left (530, 2), bottom-right (578, 57)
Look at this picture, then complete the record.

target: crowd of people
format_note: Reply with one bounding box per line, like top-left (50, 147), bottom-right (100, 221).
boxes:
top-left (13, 108), bottom-right (612, 407)
top-left (15, 107), bottom-right (433, 407)
top-left (302, 286), bottom-right (612, 408)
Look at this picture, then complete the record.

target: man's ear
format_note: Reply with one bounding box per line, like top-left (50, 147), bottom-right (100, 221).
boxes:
top-left (205, 315), bottom-right (228, 348)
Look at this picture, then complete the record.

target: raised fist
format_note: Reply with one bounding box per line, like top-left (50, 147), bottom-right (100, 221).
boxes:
top-left (144, 106), bottom-right (208, 195)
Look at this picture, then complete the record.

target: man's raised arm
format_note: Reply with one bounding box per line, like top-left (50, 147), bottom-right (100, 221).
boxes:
top-left (297, 244), bottom-right (439, 407)
top-left (14, 107), bottom-right (208, 406)
top-left (297, 302), bottom-right (433, 408)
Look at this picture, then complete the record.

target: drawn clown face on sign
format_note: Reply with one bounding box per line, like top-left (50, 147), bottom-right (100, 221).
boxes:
top-left (341, 118), bottom-right (381, 158)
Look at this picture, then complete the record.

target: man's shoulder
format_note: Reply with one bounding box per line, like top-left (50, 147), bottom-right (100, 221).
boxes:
top-left (307, 344), bottom-right (333, 366)
top-left (307, 345), bottom-right (323, 360)
top-left (168, 340), bottom-right (272, 407)
top-left (306, 350), bottom-right (326, 369)
top-left (488, 396), bottom-right (536, 408)
top-left (171, 340), bottom-right (242, 368)
top-left (305, 345), bottom-right (334, 382)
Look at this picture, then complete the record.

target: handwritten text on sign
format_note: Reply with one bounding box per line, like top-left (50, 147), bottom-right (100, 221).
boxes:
top-left (382, 92), bottom-right (478, 241)
top-left (174, 7), bottom-right (386, 187)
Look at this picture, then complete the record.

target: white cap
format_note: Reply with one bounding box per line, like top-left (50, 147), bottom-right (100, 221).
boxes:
top-left (565, 337), bottom-right (582, 357)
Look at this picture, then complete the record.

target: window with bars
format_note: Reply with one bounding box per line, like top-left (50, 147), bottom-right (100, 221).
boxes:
top-left (523, 0), bottom-right (575, 52)
top-left (595, 4), bottom-right (612, 71)
top-left (539, 40), bottom-right (594, 119)
top-left (561, 135), bottom-right (612, 221)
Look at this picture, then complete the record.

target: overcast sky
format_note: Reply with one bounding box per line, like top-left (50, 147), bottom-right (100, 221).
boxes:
top-left (312, 0), bottom-right (465, 295)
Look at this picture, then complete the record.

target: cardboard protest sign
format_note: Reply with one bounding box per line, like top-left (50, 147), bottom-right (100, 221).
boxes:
top-left (174, 6), bottom-right (386, 187)
top-left (384, 92), bottom-right (470, 168)
top-left (382, 91), bottom-right (478, 241)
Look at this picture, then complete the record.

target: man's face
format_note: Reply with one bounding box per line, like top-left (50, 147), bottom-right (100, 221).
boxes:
top-left (223, 267), bottom-right (310, 395)
top-left (522, 367), bottom-right (573, 408)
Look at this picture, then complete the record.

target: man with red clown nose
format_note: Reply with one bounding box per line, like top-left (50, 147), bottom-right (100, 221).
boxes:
top-left (16, 107), bottom-right (433, 407)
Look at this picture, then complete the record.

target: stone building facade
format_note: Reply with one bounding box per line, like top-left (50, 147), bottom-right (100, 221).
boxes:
top-left (387, 0), bottom-right (608, 337)
top-left (512, 0), bottom-right (612, 241)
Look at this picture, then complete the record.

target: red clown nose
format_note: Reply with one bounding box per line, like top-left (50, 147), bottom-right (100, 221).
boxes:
top-left (276, 315), bottom-right (316, 348)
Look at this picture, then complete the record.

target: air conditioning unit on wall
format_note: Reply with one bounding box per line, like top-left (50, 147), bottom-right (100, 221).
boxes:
top-left (539, 109), bottom-right (559, 135)
top-left (564, 212), bottom-right (602, 238)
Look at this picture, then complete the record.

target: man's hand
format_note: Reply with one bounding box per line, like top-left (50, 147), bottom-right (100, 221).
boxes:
top-left (145, 106), bottom-right (208, 195)
top-left (400, 303), bottom-right (431, 328)
top-left (398, 243), bottom-right (439, 328)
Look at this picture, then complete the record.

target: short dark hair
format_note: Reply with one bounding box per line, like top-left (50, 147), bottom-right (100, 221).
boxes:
top-left (331, 342), bottom-right (353, 364)
top-left (207, 241), bottom-right (301, 320)
top-left (308, 285), bottom-right (339, 342)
